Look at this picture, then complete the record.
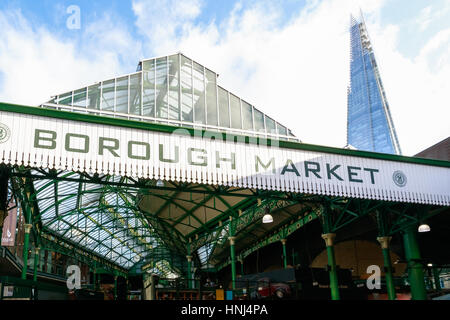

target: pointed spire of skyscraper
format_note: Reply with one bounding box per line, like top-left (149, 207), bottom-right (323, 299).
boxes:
top-left (347, 11), bottom-right (402, 155)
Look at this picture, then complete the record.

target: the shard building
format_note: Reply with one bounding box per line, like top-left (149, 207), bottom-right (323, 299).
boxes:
top-left (347, 13), bottom-right (402, 155)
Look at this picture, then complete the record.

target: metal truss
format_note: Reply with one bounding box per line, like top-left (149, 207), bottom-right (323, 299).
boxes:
top-left (4, 164), bottom-right (448, 278)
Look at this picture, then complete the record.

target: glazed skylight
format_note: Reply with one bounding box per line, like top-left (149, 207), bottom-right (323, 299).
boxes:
top-left (42, 53), bottom-right (298, 141)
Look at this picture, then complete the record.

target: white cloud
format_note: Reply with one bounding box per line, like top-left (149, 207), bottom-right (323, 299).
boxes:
top-left (0, 8), bottom-right (141, 105)
top-left (367, 22), bottom-right (450, 155)
top-left (132, 0), bottom-right (204, 54)
top-left (416, 3), bottom-right (450, 32)
top-left (417, 6), bottom-right (433, 31)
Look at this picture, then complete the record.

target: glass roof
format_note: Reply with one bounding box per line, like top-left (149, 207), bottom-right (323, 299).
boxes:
top-left (11, 165), bottom-right (308, 275)
top-left (145, 260), bottom-right (178, 279)
top-left (33, 170), bottom-right (161, 269)
top-left (41, 53), bottom-right (298, 141)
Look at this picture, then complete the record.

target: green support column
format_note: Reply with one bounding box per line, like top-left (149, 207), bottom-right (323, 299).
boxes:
top-left (228, 216), bottom-right (237, 291)
top-left (21, 184), bottom-right (34, 280)
top-left (39, 248), bottom-right (45, 272)
top-left (186, 240), bottom-right (193, 289)
top-left (377, 237), bottom-right (396, 300)
top-left (0, 210), bottom-right (3, 240)
top-left (93, 264), bottom-right (97, 290)
top-left (21, 223), bottom-right (32, 280)
top-left (0, 207), bottom-right (4, 240)
top-left (46, 250), bottom-right (52, 273)
top-left (229, 236), bottom-right (237, 290)
top-left (33, 247), bottom-right (40, 282)
top-left (186, 255), bottom-right (192, 289)
top-left (239, 257), bottom-right (244, 276)
top-left (403, 226), bottom-right (427, 300)
top-left (126, 276), bottom-right (129, 300)
top-left (281, 239), bottom-right (288, 269)
top-left (322, 233), bottom-right (340, 300)
top-left (114, 275), bottom-right (118, 300)
top-left (375, 211), bottom-right (396, 300)
top-left (426, 269), bottom-right (433, 290)
top-left (432, 267), bottom-right (441, 291)
top-left (0, 168), bottom-right (9, 241)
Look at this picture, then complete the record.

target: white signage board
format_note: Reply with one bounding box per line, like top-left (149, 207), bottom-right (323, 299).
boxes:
top-left (0, 110), bottom-right (449, 205)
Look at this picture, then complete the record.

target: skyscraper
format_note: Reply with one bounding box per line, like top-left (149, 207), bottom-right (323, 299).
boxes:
top-left (347, 13), bottom-right (402, 155)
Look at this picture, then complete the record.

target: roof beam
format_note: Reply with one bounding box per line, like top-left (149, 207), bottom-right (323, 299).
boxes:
top-left (118, 189), bottom-right (188, 254)
top-left (41, 231), bottom-right (127, 274)
top-left (102, 196), bottom-right (154, 251)
top-left (170, 193), bottom-right (215, 229)
top-left (216, 208), bottom-right (321, 270)
top-left (185, 196), bottom-right (257, 240)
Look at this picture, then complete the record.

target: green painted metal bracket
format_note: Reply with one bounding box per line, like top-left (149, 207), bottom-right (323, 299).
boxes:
top-left (387, 205), bottom-right (448, 235)
top-left (41, 231), bottom-right (128, 276)
top-left (216, 207), bottom-right (321, 270)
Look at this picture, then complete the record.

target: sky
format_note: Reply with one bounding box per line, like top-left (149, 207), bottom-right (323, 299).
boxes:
top-left (0, 0), bottom-right (449, 156)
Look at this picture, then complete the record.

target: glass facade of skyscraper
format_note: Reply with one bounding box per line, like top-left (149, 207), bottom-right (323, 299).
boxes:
top-left (347, 15), bottom-right (401, 155)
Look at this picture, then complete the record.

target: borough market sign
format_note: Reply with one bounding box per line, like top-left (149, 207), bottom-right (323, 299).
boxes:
top-left (0, 106), bottom-right (449, 206)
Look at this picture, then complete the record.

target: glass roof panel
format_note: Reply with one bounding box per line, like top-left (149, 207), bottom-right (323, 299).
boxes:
top-left (43, 53), bottom-right (298, 141)
top-left (32, 173), bottom-right (171, 269)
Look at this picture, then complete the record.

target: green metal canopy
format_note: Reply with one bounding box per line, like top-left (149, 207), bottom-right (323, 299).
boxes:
top-left (8, 162), bottom-right (447, 279)
top-left (9, 165), bottom-right (313, 277)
